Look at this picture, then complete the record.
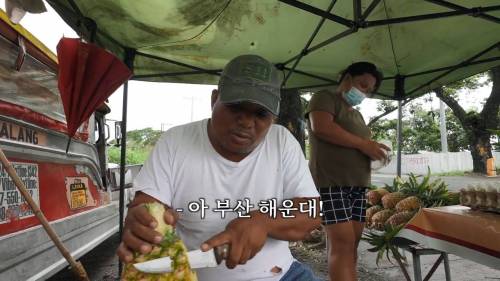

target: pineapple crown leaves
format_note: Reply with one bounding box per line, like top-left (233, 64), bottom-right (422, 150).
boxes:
top-left (398, 167), bottom-right (452, 207)
top-left (159, 230), bottom-right (179, 248)
top-left (363, 225), bottom-right (406, 266)
top-left (384, 176), bottom-right (405, 193)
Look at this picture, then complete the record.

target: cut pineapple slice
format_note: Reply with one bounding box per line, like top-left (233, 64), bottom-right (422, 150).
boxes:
top-left (122, 202), bottom-right (197, 281)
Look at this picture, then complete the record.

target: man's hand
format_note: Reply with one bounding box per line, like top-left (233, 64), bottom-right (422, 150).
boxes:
top-left (360, 140), bottom-right (390, 161)
top-left (201, 212), bottom-right (268, 269)
top-left (116, 198), bottom-right (178, 263)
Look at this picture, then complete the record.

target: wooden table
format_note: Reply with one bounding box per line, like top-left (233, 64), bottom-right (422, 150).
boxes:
top-left (396, 206), bottom-right (500, 280)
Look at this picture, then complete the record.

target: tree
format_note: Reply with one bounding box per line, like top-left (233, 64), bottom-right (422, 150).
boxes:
top-left (126, 128), bottom-right (163, 147)
top-left (108, 127), bottom-right (163, 164)
top-left (278, 89), bottom-right (306, 151)
top-left (370, 102), bottom-right (469, 154)
top-left (435, 67), bottom-right (499, 174)
top-left (445, 109), bottom-right (469, 152)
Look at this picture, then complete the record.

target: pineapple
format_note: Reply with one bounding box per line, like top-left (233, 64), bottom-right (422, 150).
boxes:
top-left (366, 205), bottom-right (383, 225)
top-left (367, 188), bottom-right (390, 205)
top-left (122, 202), bottom-right (197, 281)
top-left (385, 211), bottom-right (416, 227)
top-left (395, 196), bottom-right (421, 212)
top-left (370, 209), bottom-right (395, 230)
top-left (367, 190), bottom-right (382, 206)
top-left (375, 188), bottom-right (389, 197)
top-left (381, 192), bottom-right (406, 209)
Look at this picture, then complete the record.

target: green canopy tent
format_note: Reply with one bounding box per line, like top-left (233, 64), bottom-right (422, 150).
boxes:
top-left (46, 0), bottom-right (500, 96)
top-left (45, 0), bottom-right (500, 271)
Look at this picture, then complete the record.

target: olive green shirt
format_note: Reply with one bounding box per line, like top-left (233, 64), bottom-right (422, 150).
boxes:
top-left (305, 89), bottom-right (371, 187)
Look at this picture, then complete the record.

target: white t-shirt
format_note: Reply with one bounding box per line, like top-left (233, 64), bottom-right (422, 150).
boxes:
top-left (134, 119), bottom-right (319, 281)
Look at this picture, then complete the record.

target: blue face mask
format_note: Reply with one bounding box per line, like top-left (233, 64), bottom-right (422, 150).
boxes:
top-left (344, 87), bottom-right (366, 106)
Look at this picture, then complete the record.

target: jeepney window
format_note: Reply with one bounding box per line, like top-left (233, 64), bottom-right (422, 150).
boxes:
top-left (0, 36), bottom-right (66, 123)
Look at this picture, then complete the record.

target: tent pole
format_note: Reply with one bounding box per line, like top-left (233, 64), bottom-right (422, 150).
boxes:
top-left (118, 79), bottom-right (128, 276)
top-left (118, 48), bottom-right (135, 276)
top-left (361, 0), bottom-right (381, 20)
top-left (408, 42), bottom-right (500, 95)
top-left (396, 100), bottom-right (403, 177)
top-left (395, 75), bottom-right (405, 177)
top-left (283, 29), bottom-right (355, 65)
top-left (135, 51), bottom-right (220, 76)
top-left (278, 0), bottom-right (353, 28)
top-left (363, 5), bottom-right (500, 28)
top-left (424, 0), bottom-right (500, 24)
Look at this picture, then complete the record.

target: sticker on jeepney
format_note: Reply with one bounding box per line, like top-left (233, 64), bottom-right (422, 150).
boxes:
top-left (0, 162), bottom-right (39, 224)
top-left (65, 177), bottom-right (96, 210)
top-left (0, 120), bottom-right (47, 146)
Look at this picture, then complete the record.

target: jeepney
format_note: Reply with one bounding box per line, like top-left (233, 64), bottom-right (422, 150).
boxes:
top-left (0, 10), bottom-right (123, 281)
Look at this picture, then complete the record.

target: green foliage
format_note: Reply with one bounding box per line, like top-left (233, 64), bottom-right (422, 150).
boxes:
top-left (305, 139), bottom-right (310, 160)
top-left (108, 146), bottom-right (153, 164)
top-left (404, 104), bottom-right (441, 153)
top-left (362, 225), bottom-right (406, 266)
top-left (107, 127), bottom-right (162, 164)
top-left (376, 100), bottom-right (398, 113)
top-left (126, 128), bottom-right (163, 147)
top-left (446, 110), bottom-right (469, 152)
top-left (383, 177), bottom-right (404, 193)
top-left (398, 168), bottom-right (455, 207)
top-left (380, 168), bottom-right (458, 207)
top-left (442, 73), bottom-right (489, 98)
top-left (370, 118), bottom-right (398, 148)
top-left (370, 103), bottom-right (469, 153)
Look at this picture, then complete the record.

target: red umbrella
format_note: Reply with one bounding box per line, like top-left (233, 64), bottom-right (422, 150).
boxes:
top-left (57, 37), bottom-right (132, 138)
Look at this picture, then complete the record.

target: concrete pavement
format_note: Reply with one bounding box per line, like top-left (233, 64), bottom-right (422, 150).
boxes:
top-left (357, 240), bottom-right (500, 281)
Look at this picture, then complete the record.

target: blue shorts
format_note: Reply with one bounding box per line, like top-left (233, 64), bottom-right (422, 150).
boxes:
top-left (279, 261), bottom-right (323, 281)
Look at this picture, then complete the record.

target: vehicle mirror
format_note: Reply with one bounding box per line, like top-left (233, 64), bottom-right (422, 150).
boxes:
top-left (114, 121), bottom-right (122, 147)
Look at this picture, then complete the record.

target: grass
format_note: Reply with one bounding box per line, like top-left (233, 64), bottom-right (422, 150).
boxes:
top-left (431, 170), bottom-right (469, 177)
top-left (107, 146), bottom-right (152, 165)
top-left (305, 140), bottom-right (310, 160)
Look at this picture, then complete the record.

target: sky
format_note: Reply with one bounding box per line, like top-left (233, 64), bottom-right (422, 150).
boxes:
top-left (1, 1), bottom-right (492, 134)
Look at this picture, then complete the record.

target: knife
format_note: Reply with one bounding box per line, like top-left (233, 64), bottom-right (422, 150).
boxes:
top-left (134, 245), bottom-right (229, 273)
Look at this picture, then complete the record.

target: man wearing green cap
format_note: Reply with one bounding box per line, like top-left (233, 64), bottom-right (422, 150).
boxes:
top-left (117, 55), bottom-right (321, 280)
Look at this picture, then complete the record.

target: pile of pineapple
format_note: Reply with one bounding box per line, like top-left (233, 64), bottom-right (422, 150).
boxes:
top-left (366, 170), bottom-right (459, 231)
top-left (363, 170), bottom-right (459, 265)
top-left (366, 188), bottom-right (420, 230)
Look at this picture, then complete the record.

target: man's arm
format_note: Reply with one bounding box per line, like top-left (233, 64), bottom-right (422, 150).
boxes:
top-left (201, 197), bottom-right (320, 268)
top-left (309, 110), bottom-right (388, 160)
top-left (255, 197), bottom-right (321, 241)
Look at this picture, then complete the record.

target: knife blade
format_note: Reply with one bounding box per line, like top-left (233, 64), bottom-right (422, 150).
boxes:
top-left (134, 245), bottom-right (228, 273)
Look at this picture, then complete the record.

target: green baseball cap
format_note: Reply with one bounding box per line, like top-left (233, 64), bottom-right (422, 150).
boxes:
top-left (218, 54), bottom-right (282, 115)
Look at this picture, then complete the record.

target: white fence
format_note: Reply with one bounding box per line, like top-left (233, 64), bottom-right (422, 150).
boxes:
top-left (377, 151), bottom-right (500, 174)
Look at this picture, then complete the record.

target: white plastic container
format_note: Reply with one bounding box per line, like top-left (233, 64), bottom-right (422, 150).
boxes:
top-left (371, 139), bottom-right (393, 171)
